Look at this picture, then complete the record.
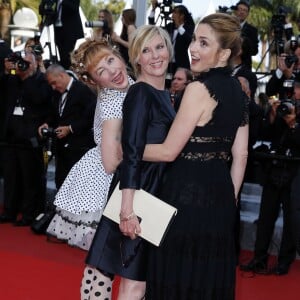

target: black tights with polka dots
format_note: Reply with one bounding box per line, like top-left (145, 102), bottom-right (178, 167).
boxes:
top-left (81, 266), bottom-right (113, 300)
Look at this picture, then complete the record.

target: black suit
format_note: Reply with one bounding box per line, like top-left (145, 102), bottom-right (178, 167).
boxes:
top-left (241, 22), bottom-right (259, 69)
top-left (47, 79), bottom-right (96, 188)
top-left (165, 21), bottom-right (195, 76)
top-left (54, 0), bottom-right (83, 69)
top-left (265, 70), bottom-right (297, 99)
top-left (1, 71), bottom-right (52, 221)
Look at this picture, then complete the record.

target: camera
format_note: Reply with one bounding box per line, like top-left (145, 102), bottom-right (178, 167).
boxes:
top-left (39, 0), bottom-right (57, 26)
top-left (285, 36), bottom-right (299, 68)
top-left (156, 0), bottom-right (182, 16)
top-left (39, 0), bottom-right (56, 17)
top-left (163, 0), bottom-right (182, 5)
top-left (85, 20), bottom-right (110, 36)
top-left (271, 14), bottom-right (286, 40)
top-left (277, 36), bottom-right (299, 68)
top-left (276, 79), bottom-right (296, 118)
top-left (85, 20), bottom-right (108, 28)
top-left (7, 51), bottom-right (30, 71)
top-left (41, 127), bottom-right (57, 138)
top-left (285, 54), bottom-right (299, 68)
top-left (218, 6), bottom-right (235, 14)
top-left (30, 44), bottom-right (44, 56)
top-left (277, 100), bottom-right (295, 118)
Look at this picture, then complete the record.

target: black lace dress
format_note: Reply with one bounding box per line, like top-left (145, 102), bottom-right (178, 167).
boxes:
top-left (146, 67), bottom-right (249, 300)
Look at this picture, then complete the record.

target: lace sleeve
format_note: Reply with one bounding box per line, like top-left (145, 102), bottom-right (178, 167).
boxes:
top-left (240, 95), bottom-right (250, 127)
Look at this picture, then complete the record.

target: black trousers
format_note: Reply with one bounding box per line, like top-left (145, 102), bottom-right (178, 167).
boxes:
top-left (254, 180), bottom-right (296, 264)
top-left (290, 166), bottom-right (300, 254)
top-left (55, 145), bottom-right (89, 189)
top-left (2, 144), bottom-right (46, 221)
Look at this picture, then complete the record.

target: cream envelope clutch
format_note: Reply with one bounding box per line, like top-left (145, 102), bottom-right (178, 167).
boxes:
top-left (103, 183), bottom-right (178, 246)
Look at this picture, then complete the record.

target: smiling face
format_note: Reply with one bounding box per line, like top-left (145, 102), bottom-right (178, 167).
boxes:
top-left (137, 33), bottom-right (170, 81)
top-left (88, 53), bottom-right (128, 90)
top-left (189, 23), bottom-right (228, 73)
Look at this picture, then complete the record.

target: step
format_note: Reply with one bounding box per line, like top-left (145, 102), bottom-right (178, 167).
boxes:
top-left (242, 182), bottom-right (263, 196)
top-left (239, 182), bottom-right (284, 255)
top-left (240, 193), bottom-right (261, 214)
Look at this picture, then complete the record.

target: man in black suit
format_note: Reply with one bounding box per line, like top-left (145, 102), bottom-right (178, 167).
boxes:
top-left (0, 39), bottom-right (12, 176)
top-left (234, 0), bottom-right (259, 69)
top-left (53, 0), bottom-right (83, 69)
top-left (266, 41), bottom-right (300, 99)
top-left (40, 64), bottom-right (96, 189)
top-left (0, 51), bottom-right (52, 226)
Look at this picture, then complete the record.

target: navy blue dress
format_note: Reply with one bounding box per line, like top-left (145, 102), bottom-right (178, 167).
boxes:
top-left (146, 67), bottom-right (249, 299)
top-left (86, 82), bottom-right (175, 280)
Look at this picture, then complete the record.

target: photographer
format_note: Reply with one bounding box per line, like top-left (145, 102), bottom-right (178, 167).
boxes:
top-left (24, 37), bottom-right (46, 73)
top-left (0, 51), bottom-right (52, 226)
top-left (40, 64), bottom-right (96, 189)
top-left (288, 79), bottom-right (300, 257)
top-left (39, 0), bottom-right (84, 69)
top-left (266, 38), bottom-right (300, 99)
top-left (240, 79), bottom-right (300, 275)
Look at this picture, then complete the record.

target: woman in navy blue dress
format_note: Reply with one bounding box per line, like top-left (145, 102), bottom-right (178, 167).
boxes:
top-left (85, 25), bottom-right (175, 299)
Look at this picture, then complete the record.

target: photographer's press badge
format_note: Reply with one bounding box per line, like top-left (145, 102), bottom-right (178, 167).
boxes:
top-left (13, 106), bottom-right (24, 116)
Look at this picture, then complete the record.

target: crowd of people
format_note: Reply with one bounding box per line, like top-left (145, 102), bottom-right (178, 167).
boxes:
top-left (1, 0), bottom-right (300, 299)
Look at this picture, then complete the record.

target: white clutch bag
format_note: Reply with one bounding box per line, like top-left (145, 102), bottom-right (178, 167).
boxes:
top-left (103, 183), bottom-right (177, 247)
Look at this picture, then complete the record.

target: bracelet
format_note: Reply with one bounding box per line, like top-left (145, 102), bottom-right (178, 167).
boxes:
top-left (119, 211), bottom-right (136, 222)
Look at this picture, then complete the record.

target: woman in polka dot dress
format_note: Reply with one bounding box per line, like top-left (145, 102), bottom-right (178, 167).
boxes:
top-left (46, 39), bottom-right (134, 253)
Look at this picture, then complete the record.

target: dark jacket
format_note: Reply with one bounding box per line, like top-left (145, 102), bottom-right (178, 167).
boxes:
top-left (1, 70), bottom-right (52, 146)
top-left (165, 21), bottom-right (195, 71)
top-left (47, 79), bottom-right (96, 151)
top-left (241, 22), bottom-right (259, 69)
top-left (53, 0), bottom-right (84, 68)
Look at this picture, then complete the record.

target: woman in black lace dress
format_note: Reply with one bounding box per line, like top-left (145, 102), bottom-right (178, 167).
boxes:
top-left (141, 13), bottom-right (249, 299)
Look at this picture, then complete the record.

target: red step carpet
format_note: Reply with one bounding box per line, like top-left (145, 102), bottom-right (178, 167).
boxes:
top-left (1, 223), bottom-right (300, 300)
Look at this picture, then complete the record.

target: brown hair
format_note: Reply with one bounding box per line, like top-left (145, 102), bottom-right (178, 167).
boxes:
top-left (70, 38), bottom-right (123, 85)
top-left (199, 13), bottom-right (242, 66)
top-left (95, 9), bottom-right (114, 37)
top-left (122, 8), bottom-right (136, 26)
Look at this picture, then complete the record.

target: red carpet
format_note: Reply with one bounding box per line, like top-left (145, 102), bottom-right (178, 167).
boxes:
top-left (1, 223), bottom-right (300, 300)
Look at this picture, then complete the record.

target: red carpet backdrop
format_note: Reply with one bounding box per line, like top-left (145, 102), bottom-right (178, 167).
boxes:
top-left (1, 224), bottom-right (300, 300)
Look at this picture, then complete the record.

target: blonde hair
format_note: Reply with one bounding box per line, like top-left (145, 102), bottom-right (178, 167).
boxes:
top-left (128, 25), bottom-right (173, 77)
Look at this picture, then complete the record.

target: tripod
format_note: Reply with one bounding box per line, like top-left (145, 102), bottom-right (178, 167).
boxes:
top-left (39, 4), bottom-right (59, 66)
top-left (255, 39), bottom-right (279, 73)
top-left (40, 24), bottom-right (58, 65)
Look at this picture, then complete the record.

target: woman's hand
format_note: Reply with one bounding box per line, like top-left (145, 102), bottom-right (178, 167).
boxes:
top-left (119, 213), bottom-right (141, 240)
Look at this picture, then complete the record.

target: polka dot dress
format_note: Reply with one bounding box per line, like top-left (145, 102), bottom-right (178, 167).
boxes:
top-left (80, 266), bottom-right (112, 300)
top-left (47, 79), bottom-right (134, 250)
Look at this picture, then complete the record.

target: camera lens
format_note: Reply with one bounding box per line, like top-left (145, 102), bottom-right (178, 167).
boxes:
top-left (17, 60), bottom-right (30, 71)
